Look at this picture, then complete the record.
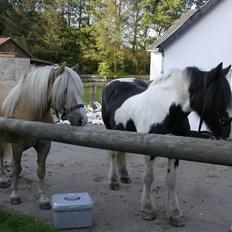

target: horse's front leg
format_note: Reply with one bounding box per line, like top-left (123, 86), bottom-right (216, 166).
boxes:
top-left (117, 152), bottom-right (131, 184)
top-left (141, 156), bottom-right (158, 220)
top-left (35, 140), bottom-right (51, 210)
top-left (10, 145), bottom-right (23, 205)
top-left (0, 144), bottom-right (10, 188)
top-left (166, 159), bottom-right (184, 227)
top-left (108, 150), bottom-right (120, 190)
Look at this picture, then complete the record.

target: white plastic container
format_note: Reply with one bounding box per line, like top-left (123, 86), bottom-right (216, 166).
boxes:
top-left (51, 192), bottom-right (94, 229)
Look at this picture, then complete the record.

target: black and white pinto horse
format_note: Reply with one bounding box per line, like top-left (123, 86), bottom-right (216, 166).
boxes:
top-left (102, 63), bottom-right (232, 226)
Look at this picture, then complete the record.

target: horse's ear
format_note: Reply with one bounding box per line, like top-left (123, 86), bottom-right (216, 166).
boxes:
top-left (55, 62), bottom-right (66, 77)
top-left (209, 62), bottom-right (223, 78)
top-left (215, 62), bottom-right (223, 72)
top-left (72, 63), bottom-right (79, 72)
top-left (222, 65), bottom-right (231, 76)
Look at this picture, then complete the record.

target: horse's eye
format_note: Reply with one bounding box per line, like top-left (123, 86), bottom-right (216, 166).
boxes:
top-left (218, 117), bottom-right (226, 125)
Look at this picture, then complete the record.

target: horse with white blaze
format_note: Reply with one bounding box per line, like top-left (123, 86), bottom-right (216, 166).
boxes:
top-left (102, 63), bottom-right (232, 227)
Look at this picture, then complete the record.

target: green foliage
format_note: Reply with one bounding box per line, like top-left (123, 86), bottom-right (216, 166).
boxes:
top-left (140, 0), bottom-right (208, 42)
top-left (61, 26), bottom-right (81, 66)
top-left (84, 85), bottom-right (103, 105)
top-left (0, 209), bottom-right (58, 232)
top-left (0, 0), bottom-right (208, 75)
top-left (98, 62), bottom-right (112, 76)
top-left (155, 0), bottom-right (185, 33)
top-left (183, 0), bottom-right (208, 10)
top-left (0, 0), bottom-right (12, 34)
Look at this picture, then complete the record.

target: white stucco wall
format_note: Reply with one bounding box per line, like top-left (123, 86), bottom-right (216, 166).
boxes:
top-left (0, 57), bottom-right (31, 81)
top-left (150, 0), bottom-right (232, 82)
top-left (163, 0), bottom-right (232, 76)
top-left (150, 51), bottom-right (163, 80)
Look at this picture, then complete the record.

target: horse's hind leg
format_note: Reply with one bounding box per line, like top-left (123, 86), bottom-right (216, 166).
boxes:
top-left (35, 141), bottom-right (51, 210)
top-left (108, 150), bottom-right (120, 190)
top-left (0, 144), bottom-right (10, 188)
top-left (10, 145), bottom-right (23, 205)
top-left (141, 156), bottom-right (158, 220)
top-left (117, 152), bottom-right (131, 184)
top-left (166, 159), bottom-right (184, 227)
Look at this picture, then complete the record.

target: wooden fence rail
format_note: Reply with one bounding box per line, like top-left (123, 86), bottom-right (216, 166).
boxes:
top-left (0, 117), bottom-right (231, 166)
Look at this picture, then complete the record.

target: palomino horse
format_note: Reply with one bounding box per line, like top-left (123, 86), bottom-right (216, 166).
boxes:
top-left (102, 63), bottom-right (232, 226)
top-left (0, 62), bottom-right (87, 209)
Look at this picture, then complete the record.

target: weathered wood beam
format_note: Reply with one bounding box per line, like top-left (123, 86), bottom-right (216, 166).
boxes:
top-left (0, 117), bottom-right (231, 166)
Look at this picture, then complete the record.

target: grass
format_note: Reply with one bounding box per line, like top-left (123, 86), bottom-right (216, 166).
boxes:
top-left (0, 210), bottom-right (58, 232)
top-left (83, 86), bottom-right (103, 106)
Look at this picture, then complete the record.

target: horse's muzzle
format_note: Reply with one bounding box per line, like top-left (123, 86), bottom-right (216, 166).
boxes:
top-left (79, 117), bottom-right (88, 126)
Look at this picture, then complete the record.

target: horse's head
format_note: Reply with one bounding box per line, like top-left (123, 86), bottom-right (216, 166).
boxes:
top-left (200, 63), bottom-right (232, 139)
top-left (49, 62), bottom-right (88, 126)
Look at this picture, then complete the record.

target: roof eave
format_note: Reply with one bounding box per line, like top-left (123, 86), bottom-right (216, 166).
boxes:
top-left (147, 47), bottom-right (161, 53)
top-left (0, 37), bottom-right (32, 58)
top-left (11, 39), bottom-right (31, 58)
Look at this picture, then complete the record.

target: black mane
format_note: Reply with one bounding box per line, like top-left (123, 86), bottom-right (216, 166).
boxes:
top-left (187, 66), bottom-right (231, 112)
top-left (187, 64), bottom-right (232, 138)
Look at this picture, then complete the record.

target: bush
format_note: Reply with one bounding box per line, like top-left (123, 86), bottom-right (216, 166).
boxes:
top-left (98, 62), bottom-right (112, 76)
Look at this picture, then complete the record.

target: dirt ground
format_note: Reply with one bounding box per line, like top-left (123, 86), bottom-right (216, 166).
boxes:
top-left (1, 125), bottom-right (232, 232)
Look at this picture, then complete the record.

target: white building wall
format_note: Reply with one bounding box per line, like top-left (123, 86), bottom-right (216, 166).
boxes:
top-left (150, 0), bottom-right (232, 81)
top-left (163, 0), bottom-right (232, 76)
top-left (150, 51), bottom-right (163, 80)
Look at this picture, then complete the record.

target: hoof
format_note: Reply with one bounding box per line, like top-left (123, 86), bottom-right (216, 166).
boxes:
top-left (141, 209), bottom-right (158, 221)
top-left (120, 177), bottom-right (132, 184)
top-left (169, 216), bottom-right (185, 227)
top-left (39, 201), bottom-right (51, 210)
top-left (10, 197), bottom-right (21, 205)
top-left (0, 181), bottom-right (10, 188)
top-left (109, 182), bottom-right (120, 190)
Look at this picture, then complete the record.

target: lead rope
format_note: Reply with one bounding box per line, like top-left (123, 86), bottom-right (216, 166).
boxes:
top-left (55, 110), bottom-right (61, 123)
top-left (197, 117), bottom-right (204, 134)
top-left (198, 76), bottom-right (208, 135)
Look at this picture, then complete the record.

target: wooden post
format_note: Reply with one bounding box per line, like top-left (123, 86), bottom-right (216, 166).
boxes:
top-left (0, 117), bottom-right (232, 167)
top-left (90, 83), bottom-right (97, 108)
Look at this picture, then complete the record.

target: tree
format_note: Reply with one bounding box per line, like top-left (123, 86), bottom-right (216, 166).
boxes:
top-left (39, 3), bottom-right (66, 62)
top-left (87, 0), bottom-right (124, 75)
top-left (84, 0), bottom-right (150, 75)
top-left (1, 0), bottom-right (43, 55)
top-left (0, 0), bottom-right (12, 34)
top-left (140, 0), bottom-right (208, 45)
top-left (1, 0), bottom-right (208, 75)
top-left (183, 0), bottom-right (208, 10)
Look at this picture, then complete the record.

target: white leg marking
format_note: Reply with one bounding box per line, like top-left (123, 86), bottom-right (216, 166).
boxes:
top-left (108, 150), bottom-right (120, 190)
top-left (166, 159), bottom-right (184, 227)
top-left (0, 148), bottom-right (9, 187)
top-left (10, 147), bottom-right (22, 205)
top-left (141, 156), bottom-right (157, 220)
top-left (36, 141), bottom-right (51, 210)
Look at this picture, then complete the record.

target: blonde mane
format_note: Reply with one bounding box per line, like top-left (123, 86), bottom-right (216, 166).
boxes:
top-left (51, 67), bottom-right (84, 110)
top-left (2, 65), bottom-right (84, 118)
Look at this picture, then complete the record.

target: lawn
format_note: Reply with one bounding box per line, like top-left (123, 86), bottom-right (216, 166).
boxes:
top-left (0, 210), bottom-right (58, 232)
top-left (83, 85), bottom-right (103, 106)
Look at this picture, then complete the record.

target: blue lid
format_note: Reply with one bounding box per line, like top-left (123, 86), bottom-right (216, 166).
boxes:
top-left (51, 192), bottom-right (94, 211)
